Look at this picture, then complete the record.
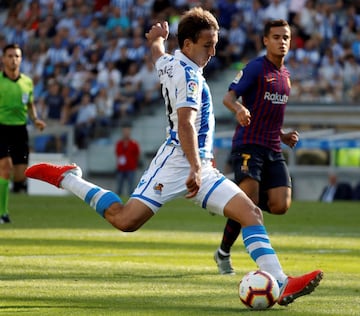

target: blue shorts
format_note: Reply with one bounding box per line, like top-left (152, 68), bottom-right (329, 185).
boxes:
top-left (232, 144), bottom-right (291, 190)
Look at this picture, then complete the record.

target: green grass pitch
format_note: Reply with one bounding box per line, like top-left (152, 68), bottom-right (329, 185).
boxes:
top-left (0, 193), bottom-right (359, 315)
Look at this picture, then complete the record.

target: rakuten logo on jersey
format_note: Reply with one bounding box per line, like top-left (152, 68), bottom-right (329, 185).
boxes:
top-left (264, 92), bottom-right (288, 104)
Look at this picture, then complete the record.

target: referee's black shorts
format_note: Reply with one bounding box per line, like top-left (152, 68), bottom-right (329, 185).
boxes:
top-left (0, 124), bottom-right (29, 164)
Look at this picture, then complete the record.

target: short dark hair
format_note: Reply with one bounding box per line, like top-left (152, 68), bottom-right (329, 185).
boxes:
top-left (263, 19), bottom-right (290, 37)
top-left (177, 7), bottom-right (219, 49)
top-left (3, 43), bottom-right (22, 55)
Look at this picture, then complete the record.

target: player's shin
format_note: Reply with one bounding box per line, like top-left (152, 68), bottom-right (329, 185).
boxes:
top-left (0, 177), bottom-right (9, 216)
top-left (220, 218), bottom-right (242, 254)
top-left (242, 225), bottom-right (287, 286)
top-left (62, 173), bottom-right (122, 217)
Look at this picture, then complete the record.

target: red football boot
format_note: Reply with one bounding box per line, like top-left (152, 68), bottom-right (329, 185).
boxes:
top-left (25, 163), bottom-right (82, 188)
top-left (278, 270), bottom-right (323, 306)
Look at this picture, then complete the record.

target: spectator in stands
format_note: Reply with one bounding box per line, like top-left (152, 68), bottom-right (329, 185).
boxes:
top-left (317, 49), bottom-right (344, 102)
top-left (216, 0), bottom-right (240, 30)
top-left (102, 36), bottom-right (122, 63)
top-left (97, 60), bottom-right (121, 88)
top-left (127, 26), bottom-right (147, 63)
top-left (343, 53), bottom-right (360, 101)
top-left (297, 0), bottom-right (317, 41)
top-left (244, 0), bottom-right (267, 55)
top-left (351, 31), bottom-right (360, 63)
top-left (39, 79), bottom-right (66, 123)
top-left (115, 122), bottom-right (141, 197)
top-left (73, 92), bottom-right (97, 149)
top-left (38, 79), bottom-right (69, 152)
top-left (56, 4), bottom-right (76, 34)
top-left (120, 61), bottom-right (142, 112)
top-left (67, 44), bottom-right (87, 74)
top-left (288, 0), bottom-right (307, 25)
top-left (94, 86), bottom-right (114, 137)
top-left (45, 34), bottom-right (71, 67)
top-left (105, 6), bottom-right (130, 34)
top-left (294, 56), bottom-right (318, 101)
top-left (60, 83), bottom-right (80, 124)
top-left (77, 3), bottom-right (94, 28)
top-left (263, 0), bottom-right (289, 22)
top-left (115, 46), bottom-right (133, 75)
top-left (23, 0), bottom-right (42, 34)
top-left (295, 36), bottom-right (321, 65)
top-left (225, 15), bottom-right (247, 64)
top-left (319, 173), bottom-right (353, 202)
top-left (338, 14), bottom-right (358, 48)
top-left (137, 55), bottom-right (161, 112)
top-left (69, 62), bottom-right (89, 91)
top-left (8, 19), bottom-right (29, 48)
top-left (112, 89), bottom-right (136, 121)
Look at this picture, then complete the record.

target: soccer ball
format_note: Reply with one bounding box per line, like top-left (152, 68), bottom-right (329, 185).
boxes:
top-left (239, 270), bottom-right (280, 310)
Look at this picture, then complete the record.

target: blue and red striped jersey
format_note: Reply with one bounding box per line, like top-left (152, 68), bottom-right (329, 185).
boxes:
top-left (229, 56), bottom-right (291, 152)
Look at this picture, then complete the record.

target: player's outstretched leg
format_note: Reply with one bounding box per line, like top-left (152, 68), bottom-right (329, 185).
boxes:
top-left (25, 163), bottom-right (122, 219)
top-left (278, 270), bottom-right (323, 306)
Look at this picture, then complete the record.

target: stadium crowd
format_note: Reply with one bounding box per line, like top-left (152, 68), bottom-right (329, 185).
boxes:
top-left (1, 0), bottom-right (360, 150)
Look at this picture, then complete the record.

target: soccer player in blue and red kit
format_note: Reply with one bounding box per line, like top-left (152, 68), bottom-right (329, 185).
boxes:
top-left (214, 19), bottom-right (299, 275)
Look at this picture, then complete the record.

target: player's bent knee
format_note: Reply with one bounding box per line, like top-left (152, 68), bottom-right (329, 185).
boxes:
top-left (268, 203), bottom-right (289, 215)
top-left (104, 202), bottom-right (154, 232)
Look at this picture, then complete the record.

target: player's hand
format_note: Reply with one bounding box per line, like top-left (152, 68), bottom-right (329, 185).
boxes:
top-left (34, 118), bottom-right (46, 131)
top-left (281, 130), bottom-right (299, 148)
top-left (185, 169), bottom-right (201, 198)
top-left (235, 106), bottom-right (251, 127)
top-left (145, 21), bottom-right (169, 43)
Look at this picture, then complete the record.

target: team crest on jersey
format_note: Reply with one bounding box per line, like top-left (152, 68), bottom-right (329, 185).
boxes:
top-left (22, 93), bottom-right (29, 104)
top-left (153, 182), bottom-right (164, 195)
top-left (233, 70), bottom-right (243, 84)
top-left (187, 80), bottom-right (198, 98)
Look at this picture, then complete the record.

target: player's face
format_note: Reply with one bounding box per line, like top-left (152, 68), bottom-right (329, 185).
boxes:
top-left (2, 48), bottom-right (22, 72)
top-left (184, 28), bottom-right (218, 68)
top-left (264, 26), bottom-right (291, 58)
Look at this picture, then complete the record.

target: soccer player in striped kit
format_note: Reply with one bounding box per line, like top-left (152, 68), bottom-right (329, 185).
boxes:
top-left (26, 11), bottom-right (322, 306)
top-left (214, 19), bottom-right (299, 275)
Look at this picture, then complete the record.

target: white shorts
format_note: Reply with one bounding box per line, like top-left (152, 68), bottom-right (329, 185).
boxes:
top-left (131, 143), bottom-right (240, 215)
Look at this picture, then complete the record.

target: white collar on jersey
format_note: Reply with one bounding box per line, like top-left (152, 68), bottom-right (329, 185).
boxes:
top-left (175, 49), bottom-right (203, 74)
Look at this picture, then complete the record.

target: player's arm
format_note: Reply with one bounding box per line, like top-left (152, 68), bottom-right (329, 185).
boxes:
top-left (223, 90), bottom-right (251, 127)
top-left (27, 101), bottom-right (46, 131)
top-left (177, 107), bottom-right (202, 198)
top-left (280, 129), bottom-right (299, 148)
top-left (145, 21), bottom-right (169, 64)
